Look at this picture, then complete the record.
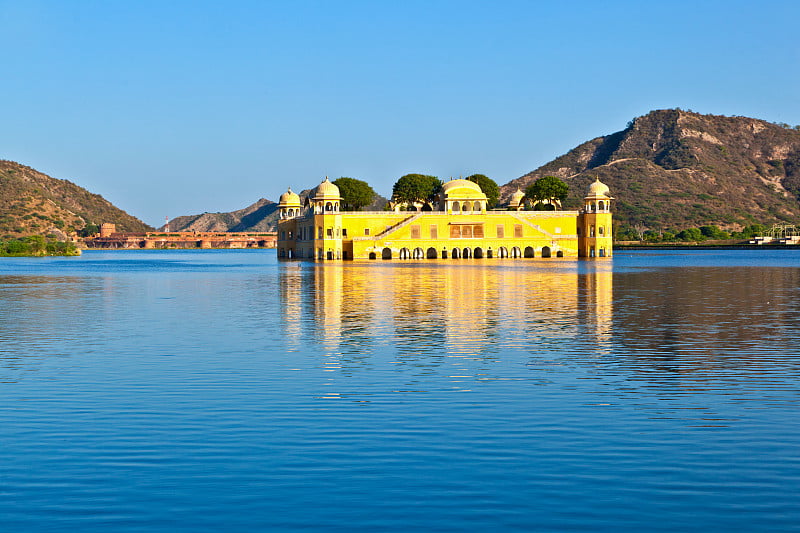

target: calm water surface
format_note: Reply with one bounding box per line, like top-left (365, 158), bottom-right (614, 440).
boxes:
top-left (1, 249), bottom-right (799, 531)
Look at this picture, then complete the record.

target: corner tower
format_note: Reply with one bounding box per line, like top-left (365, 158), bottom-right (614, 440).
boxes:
top-left (578, 178), bottom-right (613, 258)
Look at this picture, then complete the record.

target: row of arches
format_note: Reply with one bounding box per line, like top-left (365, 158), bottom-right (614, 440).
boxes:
top-left (448, 201), bottom-right (484, 213)
top-left (368, 246), bottom-right (563, 260)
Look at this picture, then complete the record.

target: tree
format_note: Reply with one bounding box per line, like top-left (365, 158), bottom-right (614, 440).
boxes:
top-left (392, 174), bottom-right (442, 206)
top-left (333, 177), bottom-right (375, 211)
top-left (466, 174), bottom-right (499, 208)
top-left (524, 176), bottom-right (568, 210)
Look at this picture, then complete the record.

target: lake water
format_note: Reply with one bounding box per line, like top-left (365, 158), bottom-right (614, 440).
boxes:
top-left (1, 249), bottom-right (799, 531)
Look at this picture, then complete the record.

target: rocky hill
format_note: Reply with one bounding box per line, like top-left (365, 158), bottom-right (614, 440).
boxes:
top-left (0, 160), bottom-right (151, 238)
top-left (501, 109), bottom-right (800, 230)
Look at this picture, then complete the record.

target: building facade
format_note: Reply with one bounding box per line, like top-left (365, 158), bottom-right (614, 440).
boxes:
top-left (277, 177), bottom-right (613, 261)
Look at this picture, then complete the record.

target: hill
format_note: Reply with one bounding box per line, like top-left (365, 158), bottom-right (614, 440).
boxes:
top-left (500, 109), bottom-right (800, 231)
top-left (0, 160), bottom-right (151, 238)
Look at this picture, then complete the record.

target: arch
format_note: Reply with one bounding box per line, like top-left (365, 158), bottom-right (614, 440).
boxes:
top-left (413, 247), bottom-right (424, 259)
top-left (382, 247), bottom-right (392, 260)
top-left (408, 205), bottom-right (418, 212)
top-left (542, 246), bottom-right (552, 258)
top-left (498, 246), bottom-right (508, 258)
top-left (399, 247), bottom-right (411, 260)
top-left (598, 201), bottom-right (605, 211)
top-left (524, 246), bottom-right (534, 258)
top-left (369, 252), bottom-right (377, 260)
top-left (452, 201), bottom-right (460, 212)
top-left (599, 226), bottom-right (604, 236)
top-left (474, 201), bottom-right (481, 212)
top-left (288, 249), bottom-right (294, 259)
top-left (421, 203), bottom-right (433, 211)
top-left (462, 247), bottom-right (472, 259)
top-left (599, 248), bottom-right (606, 257)
top-left (590, 225), bottom-right (595, 237)
top-left (487, 248), bottom-right (493, 258)
top-left (452, 248), bottom-right (461, 259)
top-left (511, 246), bottom-right (522, 258)
top-left (474, 247), bottom-right (484, 259)
top-left (325, 202), bottom-right (333, 211)
top-left (589, 247), bottom-right (595, 258)
top-left (462, 202), bottom-right (471, 212)
top-left (441, 249), bottom-right (448, 259)
top-left (427, 247), bottom-right (438, 259)
top-left (326, 250), bottom-right (334, 260)
top-left (335, 202), bottom-right (339, 211)
top-left (556, 250), bottom-right (564, 257)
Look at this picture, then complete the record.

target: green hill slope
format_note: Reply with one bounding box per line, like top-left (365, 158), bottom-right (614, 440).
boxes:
top-left (0, 160), bottom-right (151, 238)
top-left (501, 109), bottom-right (800, 230)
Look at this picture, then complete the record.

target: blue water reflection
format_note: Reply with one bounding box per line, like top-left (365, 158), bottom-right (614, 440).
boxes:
top-left (0, 249), bottom-right (798, 531)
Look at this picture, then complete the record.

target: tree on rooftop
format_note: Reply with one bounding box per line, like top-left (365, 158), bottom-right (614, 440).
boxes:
top-left (524, 176), bottom-right (569, 210)
top-left (392, 174), bottom-right (442, 206)
top-left (333, 177), bottom-right (375, 211)
top-left (466, 174), bottom-right (499, 208)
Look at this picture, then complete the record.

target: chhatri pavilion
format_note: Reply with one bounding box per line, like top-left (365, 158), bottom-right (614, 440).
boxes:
top-left (276, 177), bottom-right (613, 261)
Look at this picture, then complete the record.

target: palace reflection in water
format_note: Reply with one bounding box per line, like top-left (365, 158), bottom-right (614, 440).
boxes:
top-left (279, 261), bottom-right (614, 364)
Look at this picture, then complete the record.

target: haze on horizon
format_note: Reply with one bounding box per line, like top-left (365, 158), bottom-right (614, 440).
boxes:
top-left (1, 0), bottom-right (798, 227)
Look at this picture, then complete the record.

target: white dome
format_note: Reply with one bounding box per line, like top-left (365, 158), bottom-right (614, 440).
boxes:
top-left (588, 178), bottom-right (610, 197)
top-left (313, 177), bottom-right (341, 199)
top-left (278, 187), bottom-right (301, 206)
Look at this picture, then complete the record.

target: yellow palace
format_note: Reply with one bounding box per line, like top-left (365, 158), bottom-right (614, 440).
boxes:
top-left (276, 177), bottom-right (613, 261)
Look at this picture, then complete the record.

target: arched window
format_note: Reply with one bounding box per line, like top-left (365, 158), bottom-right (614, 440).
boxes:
top-left (599, 226), bottom-right (604, 236)
top-left (524, 246), bottom-right (534, 258)
top-left (325, 202), bottom-right (333, 211)
top-left (382, 247), bottom-right (392, 260)
top-left (452, 202), bottom-right (460, 212)
top-left (427, 247), bottom-right (437, 259)
top-left (590, 225), bottom-right (595, 237)
top-left (474, 201), bottom-right (481, 212)
top-left (474, 247), bottom-right (483, 258)
top-left (462, 202), bottom-right (471, 212)
top-left (542, 246), bottom-right (551, 258)
top-left (462, 247), bottom-right (471, 258)
top-left (369, 252), bottom-right (377, 260)
top-left (452, 248), bottom-right (461, 259)
top-left (598, 201), bottom-right (605, 211)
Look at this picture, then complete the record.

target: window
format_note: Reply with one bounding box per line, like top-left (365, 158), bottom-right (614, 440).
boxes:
top-left (449, 225), bottom-right (483, 238)
top-left (590, 225), bottom-right (595, 237)
top-left (514, 224), bottom-right (523, 238)
top-left (410, 225), bottom-right (421, 238)
top-left (327, 228), bottom-right (333, 237)
top-left (599, 226), bottom-right (604, 236)
top-left (364, 228), bottom-right (370, 236)
top-left (430, 225), bottom-right (438, 239)
top-left (318, 227), bottom-right (323, 239)
top-left (342, 228), bottom-right (347, 237)
top-left (496, 225), bottom-right (505, 238)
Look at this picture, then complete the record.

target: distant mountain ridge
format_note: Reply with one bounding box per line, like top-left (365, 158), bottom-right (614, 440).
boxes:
top-left (501, 109), bottom-right (800, 230)
top-left (162, 198), bottom-right (279, 232)
top-left (163, 189), bottom-right (389, 232)
top-left (0, 160), bottom-right (151, 238)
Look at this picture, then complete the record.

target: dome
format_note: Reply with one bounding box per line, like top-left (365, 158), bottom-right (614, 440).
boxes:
top-left (278, 187), bottom-right (301, 206)
top-left (313, 177), bottom-right (341, 199)
top-left (509, 188), bottom-right (525, 205)
top-left (442, 178), bottom-right (483, 195)
top-left (587, 178), bottom-right (610, 197)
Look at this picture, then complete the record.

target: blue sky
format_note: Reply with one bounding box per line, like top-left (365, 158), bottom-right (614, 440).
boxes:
top-left (2, 0), bottom-right (798, 226)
